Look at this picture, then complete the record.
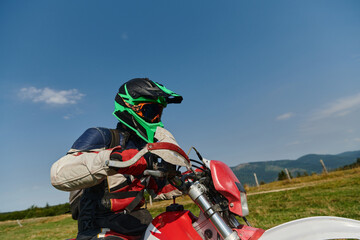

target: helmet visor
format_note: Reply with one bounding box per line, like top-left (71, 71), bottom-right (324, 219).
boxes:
top-left (132, 102), bottom-right (164, 123)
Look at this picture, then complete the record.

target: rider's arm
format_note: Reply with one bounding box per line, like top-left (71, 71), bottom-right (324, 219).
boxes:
top-left (51, 148), bottom-right (114, 191)
top-left (51, 127), bottom-right (115, 191)
top-left (50, 128), bottom-right (147, 191)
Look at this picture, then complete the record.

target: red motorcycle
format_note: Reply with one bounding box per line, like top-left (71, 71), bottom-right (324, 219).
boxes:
top-left (93, 128), bottom-right (360, 240)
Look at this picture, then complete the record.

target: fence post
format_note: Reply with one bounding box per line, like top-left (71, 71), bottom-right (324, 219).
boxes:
top-left (285, 168), bottom-right (291, 181)
top-left (320, 159), bottom-right (328, 174)
top-left (254, 173), bottom-right (259, 187)
top-left (17, 219), bottom-right (23, 227)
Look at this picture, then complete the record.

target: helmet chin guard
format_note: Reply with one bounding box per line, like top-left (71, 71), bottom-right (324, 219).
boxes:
top-left (113, 108), bottom-right (164, 143)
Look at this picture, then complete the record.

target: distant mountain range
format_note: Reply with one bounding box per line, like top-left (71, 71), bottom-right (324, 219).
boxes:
top-left (231, 150), bottom-right (360, 186)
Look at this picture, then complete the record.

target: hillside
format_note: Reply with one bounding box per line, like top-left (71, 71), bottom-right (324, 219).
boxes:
top-left (231, 150), bottom-right (360, 185)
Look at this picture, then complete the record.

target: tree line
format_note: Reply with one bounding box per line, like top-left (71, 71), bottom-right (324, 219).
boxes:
top-left (0, 203), bottom-right (70, 221)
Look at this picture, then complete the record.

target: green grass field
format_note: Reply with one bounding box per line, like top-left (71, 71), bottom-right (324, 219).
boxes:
top-left (1, 167), bottom-right (359, 239)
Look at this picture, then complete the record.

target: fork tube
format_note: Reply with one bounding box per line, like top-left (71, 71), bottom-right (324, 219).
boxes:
top-left (188, 183), bottom-right (239, 240)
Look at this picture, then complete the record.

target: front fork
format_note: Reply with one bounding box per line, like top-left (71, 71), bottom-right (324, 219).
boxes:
top-left (188, 182), bottom-right (240, 240)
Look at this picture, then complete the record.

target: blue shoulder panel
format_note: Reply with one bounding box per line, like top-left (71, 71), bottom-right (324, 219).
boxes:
top-left (71, 127), bottom-right (112, 151)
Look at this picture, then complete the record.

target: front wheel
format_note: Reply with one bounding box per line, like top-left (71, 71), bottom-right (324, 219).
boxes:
top-left (258, 216), bottom-right (360, 240)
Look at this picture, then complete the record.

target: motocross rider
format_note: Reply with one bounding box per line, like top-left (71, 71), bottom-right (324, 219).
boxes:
top-left (51, 78), bottom-right (183, 240)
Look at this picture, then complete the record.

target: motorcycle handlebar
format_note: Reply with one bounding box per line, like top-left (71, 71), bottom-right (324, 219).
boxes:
top-left (143, 170), bottom-right (167, 178)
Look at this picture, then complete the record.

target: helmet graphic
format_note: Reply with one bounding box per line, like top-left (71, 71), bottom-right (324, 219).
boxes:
top-left (113, 78), bottom-right (182, 143)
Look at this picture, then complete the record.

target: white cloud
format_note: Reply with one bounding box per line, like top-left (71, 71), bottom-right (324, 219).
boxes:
top-left (276, 112), bottom-right (294, 121)
top-left (311, 92), bottom-right (360, 120)
top-left (19, 87), bottom-right (85, 105)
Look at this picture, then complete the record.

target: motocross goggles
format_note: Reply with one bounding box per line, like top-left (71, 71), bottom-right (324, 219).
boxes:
top-left (126, 102), bottom-right (164, 123)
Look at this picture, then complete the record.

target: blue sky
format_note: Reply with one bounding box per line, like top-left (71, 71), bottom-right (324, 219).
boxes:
top-left (0, 0), bottom-right (359, 212)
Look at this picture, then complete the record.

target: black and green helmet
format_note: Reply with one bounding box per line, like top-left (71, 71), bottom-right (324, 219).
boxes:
top-left (113, 78), bottom-right (182, 143)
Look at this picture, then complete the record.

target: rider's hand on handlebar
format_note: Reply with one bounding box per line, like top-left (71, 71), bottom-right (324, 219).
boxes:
top-left (154, 161), bottom-right (178, 178)
top-left (110, 147), bottom-right (147, 175)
